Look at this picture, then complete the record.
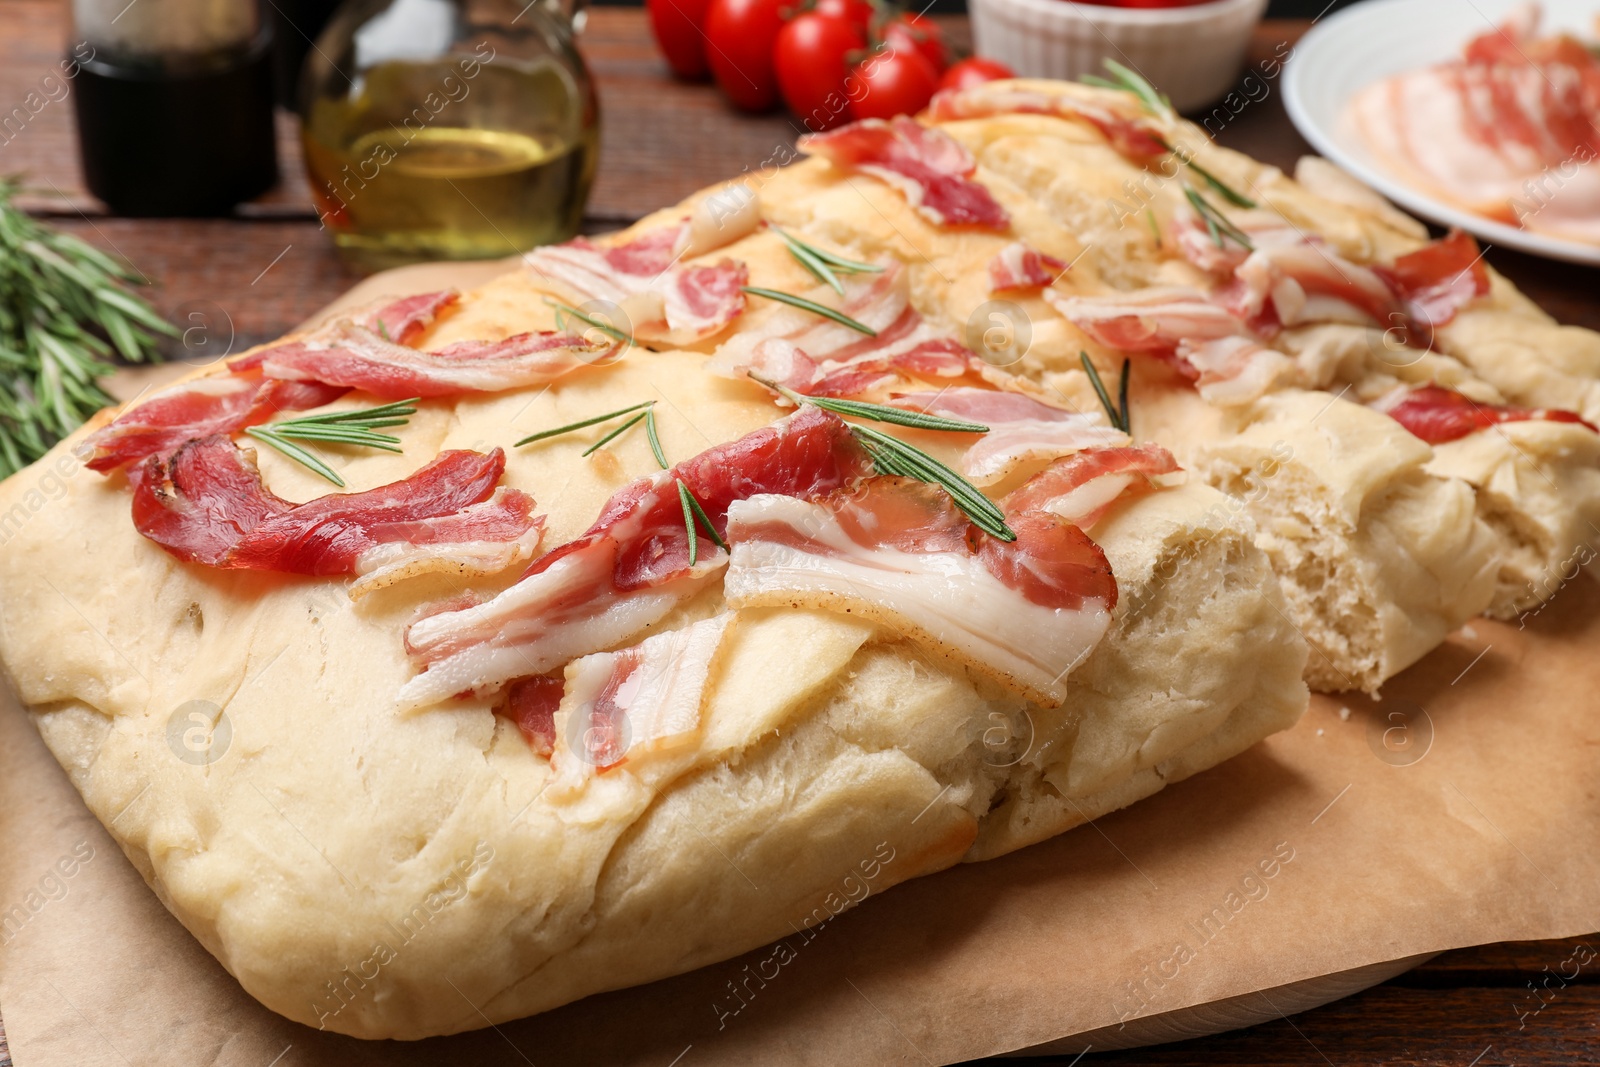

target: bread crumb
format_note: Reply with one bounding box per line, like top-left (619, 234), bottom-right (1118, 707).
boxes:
top-left (1461, 624), bottom-right (1478, 641)
top-left (1338, 706), bottom-right (1351, 721)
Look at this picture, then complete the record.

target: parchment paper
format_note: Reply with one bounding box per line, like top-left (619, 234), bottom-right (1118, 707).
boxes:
top-left (3, 265), bottom-right (1599, 1067)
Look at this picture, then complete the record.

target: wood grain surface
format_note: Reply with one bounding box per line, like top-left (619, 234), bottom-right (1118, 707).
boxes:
top-left (1, 3), bottom-right (1598, 1064)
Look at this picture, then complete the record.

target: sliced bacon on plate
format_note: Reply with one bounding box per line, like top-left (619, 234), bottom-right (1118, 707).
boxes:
top-left (248, 321), bottom-right (611, 399)
top-left (130, 438), bottom-right (542, 587)
top-left (989, 241), bottom-right (1068, 292)
top-left (548, 615), bottom-right (732, 787)
top-left (1374, 384), bottom-right (1598, 444)
top-left (723, 476), bottom-right (1114, 705)
top-left (398, 405), bottom-right (871, 710)
top-left (1000, 444), bottom-right (1182, 529)
top-left (79, 374), bottom-right (349, 472)
top-left (499, 674), bottom-right (564, 756)
top-left (524, 222), bottom-right (750, 345)
top-left (887, 387), bottom-right (1127, 484)
top-left (356, 289), bottom-right (459, 345)
top-left (927, 86), bottom-right (1171, 161)
top-left (798, 116), bottom-right (1010, 229)
top-left (712, 262), bottom-right (979, 397)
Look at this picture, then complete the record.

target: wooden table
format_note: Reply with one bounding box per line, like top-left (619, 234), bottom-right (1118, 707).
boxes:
top-left (1, 5), bottom-right (1597, 1064)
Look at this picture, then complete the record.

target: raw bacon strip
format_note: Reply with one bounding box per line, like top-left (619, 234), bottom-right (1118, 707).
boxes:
top-left (500, 674), bottom-right (564, 756)
top-left (928, 86), bottom-right (1171, 161)
top-left (1001, 445), bottom-right (1183, 529)
top-left (79, 374), bottom-right (349, 472)
top-left (523, 223), bottom-right (750, 345)
top-left (1220, 240), bottom-right (1396, 332)
top-left (723, 477), bottom-right (1115, 705)
top-left (346, 490), bottom-right (546, 601)
top-left (798, 116), bottom-right (1010, 229)
top-left (548, 615), bottom-right (732, 787)
top-left (130, 437), bottom-right (541, 583)
top-left (357, 289), bottom-right (459, 345)
top-left (887, 387), bottom-right (1127, 484)
top-left (252, 321), bottom-right (611, 399)
top-left (989, 241), bottom-right (1068, 292)
top-left (399, 405), bottom-right (871, 710)
top-left (1043, 286), bottom-right (1239, 375)
top-left (1374, 384), bottom-right (1598, 444)
top-left (1178, 336), bottom-right (1303, 407)
top-left (712, 263), bottom-right (979, 397)
top-left (1372, 230), bottom-right (1491, 335)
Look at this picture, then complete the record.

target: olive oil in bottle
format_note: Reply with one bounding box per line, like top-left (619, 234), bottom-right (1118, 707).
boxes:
top-left (299, 0), bottom-right (601, 272)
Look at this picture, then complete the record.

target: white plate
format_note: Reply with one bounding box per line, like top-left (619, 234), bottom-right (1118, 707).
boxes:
top-left (1282, 0), bottom-right (1600, 267)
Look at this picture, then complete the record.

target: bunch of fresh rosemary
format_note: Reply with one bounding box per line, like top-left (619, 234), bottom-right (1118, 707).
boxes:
top-left (0, 179), bottom-right (175, 478)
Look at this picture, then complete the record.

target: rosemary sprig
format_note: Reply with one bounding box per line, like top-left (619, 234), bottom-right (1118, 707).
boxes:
top-left (582, 411), bottom-right (648, 456)
top-left (0, 177), bottom-right (175, 479)
top-left (849, 422), bottom-right (1015, 541)
top-left (740, 286), bottom-right (877, 336)
top-left (541, 296), bottom-right (632, 346)
top-left (677, 479), bottom-right (726, 567)
top-left (1183, 185), bottom-right (1254, 251)
top-left (645, 406), bottom-right (668, 469)
top-left (1080, 352), bottom-right (1131, 434)
top-left (1082, 58), bottom-right (1172, 117)
top-left (773, 227), bottom-right (884, 295)
top-left (515, 400), bottom-right (655, 447)
top-left (1082, 59), bottom-right (1258, 211)
top-left (747, 372), bottom-right (989, 433)
top-left (244, 398), bottom-right (419, 487)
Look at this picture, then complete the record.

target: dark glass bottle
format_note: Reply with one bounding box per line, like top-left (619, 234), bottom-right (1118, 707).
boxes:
top-left (70, 0), bottom-right (280, 216)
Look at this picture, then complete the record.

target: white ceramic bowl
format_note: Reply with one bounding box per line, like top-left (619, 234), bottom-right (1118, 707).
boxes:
top-left (969, 0), bottom-right (1270, 112)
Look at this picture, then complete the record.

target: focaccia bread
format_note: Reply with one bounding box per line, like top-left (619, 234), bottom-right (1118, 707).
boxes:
top-left (0, 258), bottom-right (1307, 1037)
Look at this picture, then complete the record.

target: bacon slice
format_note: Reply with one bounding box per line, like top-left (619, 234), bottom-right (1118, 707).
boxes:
top-left (1177, 336), bottom-right (1303, 407)
top-left (548, 615), bottom-right (732, 788)
top-left (1043, 286), bottom-right (1238, 376)
top-left (928, 86), bottom-right (1171, 161)
top-left (399, 406), bottom-right (871, 710)
top-left (724, 477), bottom-right (1114, 705)
top-left (79, 374), bottom-right (350, 472)
top-left (249, 321), bottom-right (610, 400)
top-left (887, 387), bottom-right (1127, 484)
top-left (1374, 384), bottom-right (1598, 444)
top-left (523, 224), bottom-right (750, 345)
top-left (357, 289), bottom-right (459, 345)
top-left (130, 438), bottom-right (541, 588)
top-left (798, 116), bottom-right (1010, 229)
top-left (499, 673), bottom-right (564, 756)
top-left (1372, 230), bottom-right (1490, 335)
top-left (1001, 445), bottom-right (1183, 529)
top-left (989, 241), bottom-right (1068, 292)
top-left (712, 262), bottom-right (978, 398)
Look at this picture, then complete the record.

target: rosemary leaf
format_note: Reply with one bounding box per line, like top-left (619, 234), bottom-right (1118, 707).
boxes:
top-left (515, 400), bottom-right (655, 447)
top-left (848, 422), bottom-right (1015, 541)
top-left (749, 373), bottom-right (989, 433)
top-left (244, 427), bottom-right (348, 487)
top-left (645, 406), bottom-right (668, 469)
top-left (1183, 185), bottom-right (1254, 251)
top-left (1117, 357), bottom-right (1131, 437)
top-left (677, 480), bottom-right (700, 567)
top-left (740, 286), bottom-right (877, 336)
top-left (581, 410), bottom-right (648, 456)
top-left (1079, 351), bottom-right (1129, 433)
top-left (680, 480), bottom-right (726, 549)
top-left (542, 296), bottom-right (632, 345)
top-left (777, 230), bottom-right (843, 295)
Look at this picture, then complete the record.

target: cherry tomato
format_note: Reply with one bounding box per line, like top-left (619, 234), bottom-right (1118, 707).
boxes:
top-left (775, 13), bottom-right (866, 130)
top-left (1114, 0), bottom-right (1213, 7)
top-left (850, 46), bottom-right (939, 120)
top-left (704, 0), bottom-right (789, 111)
top-left (880, 12), bottom-right (947, 73)
top-left (936, 56), bottom-right (1015, 93)
top-left (812, 0), bottom-right (874, 36)
top-left (647, 0), bottom-right (714, 79)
